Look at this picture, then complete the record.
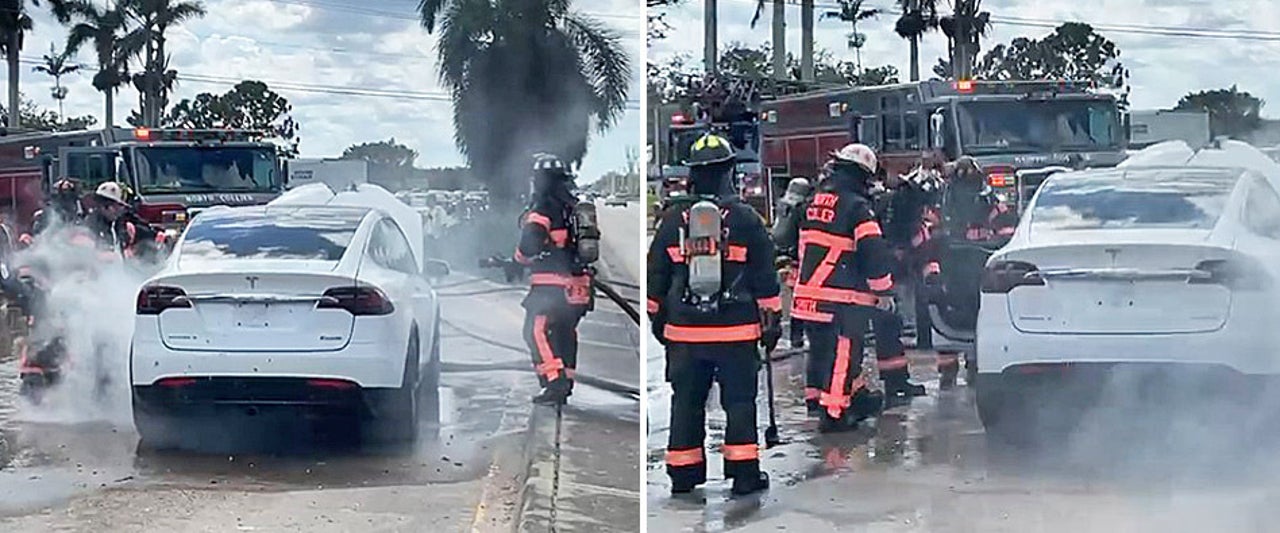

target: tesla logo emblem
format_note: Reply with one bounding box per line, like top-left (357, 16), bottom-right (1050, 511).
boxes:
top-left (246, 276), bottom-right (259, 289)
top-left (1104, 248), bottom-right (1120, 265)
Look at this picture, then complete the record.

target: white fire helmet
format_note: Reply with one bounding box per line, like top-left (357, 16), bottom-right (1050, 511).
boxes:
top-left (95, 181), bottom-right (128, 205)
top-left (831, 143), bottom-right (878, 174)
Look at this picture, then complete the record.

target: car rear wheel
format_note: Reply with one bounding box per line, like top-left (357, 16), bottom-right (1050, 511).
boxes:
top-left (976, 375), bottom-right (1036, 449)
top-left (367, 333), bottom-right (420, 444)
top-left (420, 323), bottom-right (442, 426)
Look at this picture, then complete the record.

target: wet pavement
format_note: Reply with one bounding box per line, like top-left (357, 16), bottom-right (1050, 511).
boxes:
top-left (646, 341), bottom-right (1280, 532)
top-left (0, 205), bottom-right (641, 532)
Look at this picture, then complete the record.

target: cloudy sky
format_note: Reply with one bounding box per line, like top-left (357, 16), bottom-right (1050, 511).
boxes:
top-left (17, 0), bottom-right (644, 183)
top-left (650, 0), bottom-right (1280, 116)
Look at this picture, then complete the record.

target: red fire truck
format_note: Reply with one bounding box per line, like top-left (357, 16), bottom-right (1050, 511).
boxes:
top-left (0, 126), bottom-right (283, 236)
top-left (760, 79), bottom-right (1129, 210)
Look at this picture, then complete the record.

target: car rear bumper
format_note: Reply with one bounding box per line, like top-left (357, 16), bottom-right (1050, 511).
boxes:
top-left (977, 295), bottom-right (1280, 375)
top-left (130, 335), bottom-right (407, 390)
top-left (132, 377), bottom-right (385, 417)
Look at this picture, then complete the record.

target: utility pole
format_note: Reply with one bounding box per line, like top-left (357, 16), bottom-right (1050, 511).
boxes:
top-left (704, 0), bottom-right (718, 74)
top-left (772, 0), bottom-right (786, 80)
top-left (801, 0), bottom-right (814, 82)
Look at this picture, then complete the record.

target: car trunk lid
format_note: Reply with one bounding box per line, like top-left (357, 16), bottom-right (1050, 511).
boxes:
top-left (1003, 232), bottom-right (1234, 335)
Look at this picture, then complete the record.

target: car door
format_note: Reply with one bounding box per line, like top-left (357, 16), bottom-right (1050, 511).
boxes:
top-left (374, 218), bottom-right (436, 366)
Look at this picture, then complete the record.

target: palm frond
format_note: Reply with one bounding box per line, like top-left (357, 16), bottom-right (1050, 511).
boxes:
top-left (418, 0), bottom-right (450, 32)
top-left (750, 0), bottom-right (765, 28)
top-left (155, 1), bottom-right (205, 28)
top-left (563, 13), bottom-right (630, 131)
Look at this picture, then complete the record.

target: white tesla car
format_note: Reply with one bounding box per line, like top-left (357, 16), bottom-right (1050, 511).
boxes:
top-left (130, 198), bottom-right (448, 447)
top-left (976, 141), bottom-right (1280, 443)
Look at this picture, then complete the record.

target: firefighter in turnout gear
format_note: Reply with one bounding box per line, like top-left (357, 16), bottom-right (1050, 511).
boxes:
top-left (19, 178), bottom-right (85, 246)
top-left (792, 144), bottom-right (893, 432)
top-left (933, 156), bottom-right (1018, 385)
top-left (515, 154), bottom-right (594, 406)
top-left (869, 167), bottom-right (935, 400)
top-left (771, 177), bottom-right (814, 350)
top-left (649, 133), bottom-right (779, 496)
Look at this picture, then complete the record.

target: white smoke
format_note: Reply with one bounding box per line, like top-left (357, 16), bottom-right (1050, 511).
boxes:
top-left (9, 221), bottom-right (155, 425)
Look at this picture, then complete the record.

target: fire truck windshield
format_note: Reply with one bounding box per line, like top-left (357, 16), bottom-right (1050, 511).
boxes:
top-left (957, 99), bottom-right (1121, 154)
top-left (133, 146), bottom-right (278, 194)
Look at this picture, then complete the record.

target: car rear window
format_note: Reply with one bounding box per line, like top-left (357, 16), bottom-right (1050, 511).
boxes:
top-left (181, 208), bottom-right (366, 261)
top-left (1030, 169), bottom-right (1239, 231)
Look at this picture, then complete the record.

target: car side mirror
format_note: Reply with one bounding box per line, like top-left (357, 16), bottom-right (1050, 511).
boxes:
top-left (423, 259), bottom-right (451, 280)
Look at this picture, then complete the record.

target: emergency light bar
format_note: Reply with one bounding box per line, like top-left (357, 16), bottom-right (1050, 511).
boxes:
top-left (133, 127), bottom-right (263, 142)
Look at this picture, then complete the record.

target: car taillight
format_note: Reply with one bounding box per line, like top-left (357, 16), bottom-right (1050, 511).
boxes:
top-left (981, 260), bottom-right (1045, 293)
top-left (1190, 259), bottom-right (1270, 291)
top-left (137, 285), bottom-right (192, 315)
top-left (307, 379), bottom-right (357, 390)
top-left (317, 287), bottom-right (394, 316)
top-left (157, 377), bottom-right (196, 387)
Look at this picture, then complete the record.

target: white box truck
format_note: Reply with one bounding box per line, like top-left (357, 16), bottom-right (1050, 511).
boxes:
top-left (286, 158), bottom-right (369, 190)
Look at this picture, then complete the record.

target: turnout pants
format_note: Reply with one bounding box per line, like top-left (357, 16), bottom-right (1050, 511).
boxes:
top-left (871, 308), bottom-right (910, 384)
top-left (807, 306), bottom-right (874, 419)
top-left (522, 287), bottom-right (585, 389)
top-left (665, 342), bottom-right (761, 487)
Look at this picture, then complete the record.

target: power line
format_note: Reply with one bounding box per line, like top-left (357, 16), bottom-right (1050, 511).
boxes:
top-left (266, 0), bottom-right (644, 23)
top-left (719, 0), bottom-right (1280, 43)
top-left (19, 57), bottom-right (642, 110)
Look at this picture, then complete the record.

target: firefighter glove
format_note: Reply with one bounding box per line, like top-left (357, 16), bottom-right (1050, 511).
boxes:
top-left (759, 308), bottom-right (781, 353)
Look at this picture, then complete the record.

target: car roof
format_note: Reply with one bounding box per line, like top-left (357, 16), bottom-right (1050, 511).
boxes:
top-left (1039, 166), bottom-right (1249, 191)
top-left (196, 204), bottom-right (375, 224)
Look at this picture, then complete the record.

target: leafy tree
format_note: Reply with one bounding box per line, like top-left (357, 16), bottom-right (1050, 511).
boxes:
top-left (1175, 86), bottom-right (1264, 138)
top-left (0, 95), bottom-right (96, 131)
top-left (647, 0), bottom-right (681, 44)
top-left (342, 138), bottom-right (418, 167)
top-left (943, 23), bottom-right (1131, 108)
top-left (937, 0), bottom-right (990, 79)
top-left (159, 80), bottom-right (301, 157)
top-left (893, 0), bottom-right (939, 82)
top-left (54, 0), bottom-right (131, 127)
top-left (647, 43), bottom-right (899, 106)
top-left (418, 0), bottom-right (632, 203)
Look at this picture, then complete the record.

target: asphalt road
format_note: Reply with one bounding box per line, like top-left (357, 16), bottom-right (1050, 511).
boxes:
top-left (646, 341), bottom-right (1280, 532)
top-left (0, 203), bottom-right (641, 532)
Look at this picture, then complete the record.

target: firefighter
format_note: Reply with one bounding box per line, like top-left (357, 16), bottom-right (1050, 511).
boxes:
top-left (868, 167), bottom-right (930, 404)
top-left (515, 153), bottom-right (593, 406)
top-left (771, 177), bottom-right (814, 347)
top-left (19, 178), bottom-right (85, 246)
top-left (930, 156), bottom-right (1018, 386)
top-left (649, 133), bottom-right (778, 496)
top-left (792, 143), bottom-right (893, 432)
top-left (85, 181), bottom-right (163, 260)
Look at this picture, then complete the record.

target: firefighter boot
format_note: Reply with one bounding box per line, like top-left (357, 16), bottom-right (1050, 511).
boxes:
top-left (883, 375), bottom-right (927, 409)
top-left (731, 471), bottom-right (770, 496)
top-left (532, 379), bottom-right (571, 406)
top-left (938, 353), bottom-right (961, 390)
top-left (806, 399), bottom-right (820, 417)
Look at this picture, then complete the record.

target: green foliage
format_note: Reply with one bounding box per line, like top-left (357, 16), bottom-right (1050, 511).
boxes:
top-left (342, 138), bottom-right (418, 167)
top-left (1175, 86), bottom-right (1265, 138)
top-left (158, 80), bottom-right (301, 157)
top-left (0, 97), bottom-right (97, 131)
top-left (648, 43), bottom-right (899, 106)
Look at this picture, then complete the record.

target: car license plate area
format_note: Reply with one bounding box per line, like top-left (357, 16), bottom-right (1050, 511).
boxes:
top-left (235, 302), bottom-right (270, 329)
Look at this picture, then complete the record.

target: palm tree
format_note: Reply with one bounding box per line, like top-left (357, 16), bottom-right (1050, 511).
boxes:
top-left (418, 0), bottom-right (631, 203)
top-left (121, 0), bottom-right (205, 126)
top-left (33, 42), bottom-right (80, 119)
top-left (53, 0), bottom-right (131, 127)
top-left (0, 0), bottom-right (43, 129)
top-left (894, 0), bottom-right (938, 82)
top-left (822, 0), bottom-right (882, 75)
top-left (939, 0), bottom-right (990, 79)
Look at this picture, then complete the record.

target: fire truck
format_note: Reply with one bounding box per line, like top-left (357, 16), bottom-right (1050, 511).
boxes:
top-left (760, 79), bottom-right (1129, 212)
top-left (0, 126), bottom-right (283, 236)
top-left (657, 77), bottom-right (774, 221)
